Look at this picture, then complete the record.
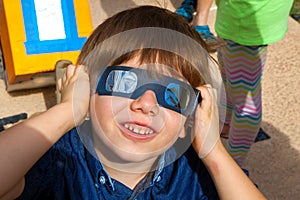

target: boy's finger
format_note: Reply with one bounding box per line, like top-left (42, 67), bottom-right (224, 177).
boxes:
top-left (196, 86), bottom-right (212, 111)
top-left (57, 78), bottom-right (62, 92)
top-left (65, 64), bottom-right (76, 80)
top-left (74, 65), bottom-right (83, 73)
top-left (62, 70), bottom-right (67, 84)
top-left (73, 65), bottom-right (84, 79)
top-left (75, 65), bottom-right (90, 84)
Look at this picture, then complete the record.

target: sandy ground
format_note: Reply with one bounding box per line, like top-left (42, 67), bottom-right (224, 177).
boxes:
top-left (0, 1), bottom-right (299, 199)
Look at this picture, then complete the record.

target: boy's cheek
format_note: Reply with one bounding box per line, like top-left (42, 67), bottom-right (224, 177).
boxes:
top-left (89, 95), bottom-right (113, 124)
top-left (110, 96), bottom-right (133, 114)
top-left (164, 110), bottom-right (187, 138)
top-left (90, 95), bottom-right (126, 115)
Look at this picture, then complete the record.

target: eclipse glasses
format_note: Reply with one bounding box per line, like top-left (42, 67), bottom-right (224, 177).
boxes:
top-left (96, 66), bottom-right (202, 116)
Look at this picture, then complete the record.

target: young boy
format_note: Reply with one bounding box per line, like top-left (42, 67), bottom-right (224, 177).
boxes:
top-left (0, 6), bottom-right (265, 200)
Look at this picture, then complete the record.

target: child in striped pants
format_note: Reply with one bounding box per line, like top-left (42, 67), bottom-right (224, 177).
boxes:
top-left (215, 0), bottom-right (293, 167)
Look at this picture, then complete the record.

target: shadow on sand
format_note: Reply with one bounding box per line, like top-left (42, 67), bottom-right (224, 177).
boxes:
top-left (245, 121), bottom-right (300, 200)
top-left (8, 86), bottom-right (56, 111)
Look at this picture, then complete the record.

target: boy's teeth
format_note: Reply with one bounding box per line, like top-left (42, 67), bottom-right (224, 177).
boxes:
top-left (124, 123), bottom-right (154, 135)
top-left (140, 129), bottom-right (145, 134)
top-left (133, 128), bottom-right (139, 133)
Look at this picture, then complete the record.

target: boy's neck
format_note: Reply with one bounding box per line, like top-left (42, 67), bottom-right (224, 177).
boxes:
top-left (97, 152), bottom-right (159, 190)
top-left (103, 164), bottom-right (149, 190)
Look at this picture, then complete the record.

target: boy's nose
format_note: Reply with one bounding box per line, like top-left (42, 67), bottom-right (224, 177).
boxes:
top-left (130, 90), bottom-right (159, 116)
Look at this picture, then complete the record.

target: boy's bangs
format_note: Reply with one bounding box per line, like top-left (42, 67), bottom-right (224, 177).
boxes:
top-left (81, 27), bottom-right (213, 93)
top-left (111, 48), bottom-right (204, 87)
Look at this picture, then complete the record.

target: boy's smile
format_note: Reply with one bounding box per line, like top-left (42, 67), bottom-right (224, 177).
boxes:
top-left (120, 121), bottom-right (157, 140)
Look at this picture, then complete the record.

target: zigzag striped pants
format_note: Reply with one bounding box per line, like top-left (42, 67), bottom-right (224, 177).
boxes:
top-left (218, 39), bottom-right (268, 167)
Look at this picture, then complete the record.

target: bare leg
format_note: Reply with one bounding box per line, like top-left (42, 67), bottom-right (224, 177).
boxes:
top-left (192, 0), bottom-right (214, 26)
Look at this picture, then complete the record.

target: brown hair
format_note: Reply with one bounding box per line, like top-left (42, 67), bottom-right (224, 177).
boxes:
top-left (77, 5), bottom-right (214, 90)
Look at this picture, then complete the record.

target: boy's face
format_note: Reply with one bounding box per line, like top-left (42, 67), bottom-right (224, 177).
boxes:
top-left (89, 59), bottom-right (189, 166)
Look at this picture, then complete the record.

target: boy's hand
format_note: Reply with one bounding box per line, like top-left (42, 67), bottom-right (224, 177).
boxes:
top-left (57, 65), bottom-right (90, 126)
top-left (192, 85), bottom-right (220, 158)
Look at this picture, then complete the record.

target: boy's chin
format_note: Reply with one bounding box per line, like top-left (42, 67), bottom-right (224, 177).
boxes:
top-left (95, 145), bottom-right (164, 172)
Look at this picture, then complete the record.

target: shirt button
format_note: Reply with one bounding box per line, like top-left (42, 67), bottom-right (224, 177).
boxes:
top-left (156, 175), bottom-right (161, 182)
top-left (99, 176), bottom-right (106, 185)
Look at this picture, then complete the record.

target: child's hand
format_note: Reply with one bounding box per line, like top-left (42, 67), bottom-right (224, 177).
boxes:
top-left (192, 85), bottom-right (220, 158)
top-left (57, 65), bottom-right (90, 126)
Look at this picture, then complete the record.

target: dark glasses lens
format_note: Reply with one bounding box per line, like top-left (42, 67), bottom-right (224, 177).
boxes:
top-left (106, 70), bottom-right (137, 93)
top-left (165, 83), bottom-right (190, 110)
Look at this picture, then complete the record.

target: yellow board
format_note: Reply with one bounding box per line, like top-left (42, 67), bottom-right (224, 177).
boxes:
top-left (0, 0), bottom-right (93, 84)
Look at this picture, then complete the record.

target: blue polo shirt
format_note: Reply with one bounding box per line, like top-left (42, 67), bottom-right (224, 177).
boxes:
top-left (17, 128), bottom-right (219, 200)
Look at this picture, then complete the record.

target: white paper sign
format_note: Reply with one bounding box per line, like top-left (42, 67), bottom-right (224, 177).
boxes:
top-left (34, 0), bottom-right (66, 41)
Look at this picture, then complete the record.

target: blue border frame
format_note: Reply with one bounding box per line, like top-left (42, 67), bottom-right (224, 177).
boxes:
top-left (21, 0), bottom-right (87, 55)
